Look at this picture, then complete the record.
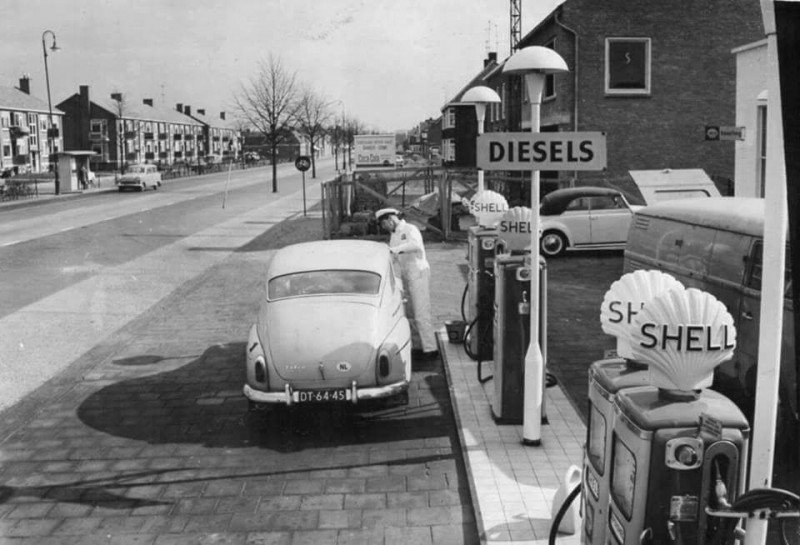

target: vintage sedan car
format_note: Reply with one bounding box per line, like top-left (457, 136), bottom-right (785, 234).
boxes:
top-left (539, 187), bottom-right (642, 257)
top-left (244, 240), bottom-right (412, 408)
top-left (117, 164), bottom-right (162, 192)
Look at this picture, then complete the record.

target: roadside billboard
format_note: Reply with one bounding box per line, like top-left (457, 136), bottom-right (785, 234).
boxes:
top-left (354, 134), bottom-right (396, 168)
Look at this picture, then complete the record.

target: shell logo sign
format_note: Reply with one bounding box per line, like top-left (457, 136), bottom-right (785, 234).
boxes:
top-left (600, 270), bottom-right (684, 360)
top-left (497, 206), bottom-right (533, 252)
top-left (630, 288), bottom-right (736, 391)
top-left (463, 190), bottom-right (508, 227)
top-left (600, 270), bottom-right (737, 391)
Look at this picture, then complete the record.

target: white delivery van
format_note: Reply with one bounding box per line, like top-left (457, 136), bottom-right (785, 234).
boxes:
top-left (624, 197), bottom-right (798, 455)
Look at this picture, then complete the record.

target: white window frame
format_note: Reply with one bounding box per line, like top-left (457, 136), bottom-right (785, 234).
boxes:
top-left (443, 108), bottom-right (456, 129)
top-left (605, 37), bottom-right (651, 95)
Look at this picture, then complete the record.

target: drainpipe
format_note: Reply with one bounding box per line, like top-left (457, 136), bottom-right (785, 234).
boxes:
top-left (555, 10), bottom-right (579, 187)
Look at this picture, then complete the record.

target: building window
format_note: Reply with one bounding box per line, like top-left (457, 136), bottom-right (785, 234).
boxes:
top-left (90, 119), bottom-right (108, 139)
top-left (2, 144), bottom-right (10, 158)
top-left (442, 138), bottom-right (455, 162)
top-left (544, 40), bottom-right (557, 100)
top-left (0, 113), bottom-right (9, 128)
top-left (757, 104), bottom-right (767, 198)
top-left (605, 37), bottom-right (651, 95)
top-left (443, 108), bottom-right (456, 129)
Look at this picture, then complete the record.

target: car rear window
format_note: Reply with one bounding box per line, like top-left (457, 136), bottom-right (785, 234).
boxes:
top-left (268, 270), bottom-right (381, 299)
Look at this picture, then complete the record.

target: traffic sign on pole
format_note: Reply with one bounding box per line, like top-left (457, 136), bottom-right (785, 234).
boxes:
top-left (477, 132), bottom-right (607, 171)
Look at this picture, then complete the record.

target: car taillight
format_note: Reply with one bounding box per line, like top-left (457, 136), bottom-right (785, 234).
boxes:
top-left (378, 354), bottom-right (390, 378)
top-left (254, 355), bottom-right (268, 384)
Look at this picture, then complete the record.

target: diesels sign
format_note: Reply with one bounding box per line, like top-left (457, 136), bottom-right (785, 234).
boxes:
top-left (477, 132), bottom-right (607, 171)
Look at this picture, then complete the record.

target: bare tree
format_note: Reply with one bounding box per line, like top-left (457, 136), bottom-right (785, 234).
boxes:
top-left (295, 89), bottom-right (334, 179)
top-left (233, 54), bottom-right (301, 193)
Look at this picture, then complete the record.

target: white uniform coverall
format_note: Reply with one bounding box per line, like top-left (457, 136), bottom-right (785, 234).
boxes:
top-left (389, 219), bottom-right (437, 352)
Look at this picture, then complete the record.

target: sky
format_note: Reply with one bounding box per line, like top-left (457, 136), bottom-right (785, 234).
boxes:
top-left (1, 0), bottom-right (563, 132)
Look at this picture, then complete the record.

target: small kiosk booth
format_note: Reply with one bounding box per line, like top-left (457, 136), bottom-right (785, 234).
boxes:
top-left (57, 151), bottom-right (98, 193)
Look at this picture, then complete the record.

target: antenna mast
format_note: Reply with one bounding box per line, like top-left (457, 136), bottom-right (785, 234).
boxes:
top-left (510, 0), bottom-right (521, 52)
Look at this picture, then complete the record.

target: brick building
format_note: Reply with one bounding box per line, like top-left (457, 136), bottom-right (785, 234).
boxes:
top-left (57, 86), bottom-right (240, 171)
top-left (506, 0), bottom-right (764, 194)
top-left (0, 76), bottom-right (64, 175)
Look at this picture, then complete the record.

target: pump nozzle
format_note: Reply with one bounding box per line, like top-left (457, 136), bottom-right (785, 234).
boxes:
top-left (713, 460), bottom-right (731, 510)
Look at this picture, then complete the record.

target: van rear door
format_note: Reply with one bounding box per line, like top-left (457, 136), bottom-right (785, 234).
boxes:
top-left (629, 168), bottom-right (722, 205)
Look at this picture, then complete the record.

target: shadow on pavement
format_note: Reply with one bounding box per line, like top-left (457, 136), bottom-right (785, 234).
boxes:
top-left (77, 343), bottom-right (457, 455)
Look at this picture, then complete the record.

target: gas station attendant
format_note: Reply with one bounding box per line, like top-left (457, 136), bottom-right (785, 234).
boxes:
top-left (375, 208), bottom-right (438, 360)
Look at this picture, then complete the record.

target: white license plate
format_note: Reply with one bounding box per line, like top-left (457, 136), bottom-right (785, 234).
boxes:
top-left (293, 389), bottom-right (351, 403)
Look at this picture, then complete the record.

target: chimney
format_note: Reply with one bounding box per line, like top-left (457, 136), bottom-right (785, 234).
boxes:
top-left (18, 75), bottom-right (31, 95)
top-left (143, 98), bottom-right (153, 107)
top-left (219, 112), bottom-right (226, 120)
top-left (80, 85), bottom-right (91, 149)
top-left (176, 103), bottom-right (183, 113)
top-left (197, 108), bottom-right (206, 116)
top-left (484, 52), bottom-right (497, 67)
top-left (184, 105), bottom-right (191, 116)
top-left (111, 92), bottom-right (122, 102)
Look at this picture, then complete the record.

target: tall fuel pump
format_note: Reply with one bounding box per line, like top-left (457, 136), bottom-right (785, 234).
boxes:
top-left (604, 287), bottom-right (749, 544)
top-left (582, 270), bottom-right (685, 544)
top-left (490, 207), bottom-right (547, 424)
top-left (463, 190), bottom-right (509, 363)
top-left (465, 225), bottom-right (497, 361)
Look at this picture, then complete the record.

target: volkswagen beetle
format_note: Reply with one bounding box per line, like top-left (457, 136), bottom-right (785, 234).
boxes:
top-left (244, 240), bottom-right (412, 409)
top-left (539, 187), bottom-right (643, 257)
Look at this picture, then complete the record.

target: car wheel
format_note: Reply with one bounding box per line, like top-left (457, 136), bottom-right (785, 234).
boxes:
top-left (540, 231), bottom-right (567, 257)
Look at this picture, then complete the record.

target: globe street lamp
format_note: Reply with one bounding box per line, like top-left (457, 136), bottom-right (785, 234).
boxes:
top-left (460, 86), bottom-right (501, 193)
top-left (41, 30), bottom-right (61, 195)
top-left (503, 46), bottom-right (568, 446)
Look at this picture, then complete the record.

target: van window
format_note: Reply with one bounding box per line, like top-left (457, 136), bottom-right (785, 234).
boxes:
top-left (745, 241), bottom-right (792, 299)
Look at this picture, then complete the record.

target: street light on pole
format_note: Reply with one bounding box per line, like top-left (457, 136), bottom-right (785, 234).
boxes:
top-left (460, 86), bottom-right (501, 193)
top-left (503, 46), bottom-right (568, 446)
top-left (41, 29), bottom-right (61, 195)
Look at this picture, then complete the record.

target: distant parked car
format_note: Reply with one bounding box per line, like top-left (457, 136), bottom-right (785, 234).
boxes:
top-left (395, 155), bottom-right (405, 167)
top-left (539, 187), bottom-right (642, 257)
top-left (117, 164), bottom-right (162, 192)
top-left (243, 240), bottom-right (412, 409)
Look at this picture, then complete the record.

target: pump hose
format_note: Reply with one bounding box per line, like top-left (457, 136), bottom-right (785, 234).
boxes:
top-left (710, 488), bottom-right (800, 545)
top-left (548, 482), bottom-right (581, 545)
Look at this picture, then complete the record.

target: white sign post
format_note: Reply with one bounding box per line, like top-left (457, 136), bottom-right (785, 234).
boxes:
top-left (744, 2), bottom-right (790, 544)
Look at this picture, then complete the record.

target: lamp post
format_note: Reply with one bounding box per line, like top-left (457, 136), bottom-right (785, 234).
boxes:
top-left (41, 30), bottom-right (61, 195)
top-left (503, 46), bottom-right (568, 446)
top-left (461, 86), bottom-right (501, 193)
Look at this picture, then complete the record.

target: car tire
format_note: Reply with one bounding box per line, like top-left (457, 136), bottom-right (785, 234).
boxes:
top-left (540, 231), bottom-right (567, 257)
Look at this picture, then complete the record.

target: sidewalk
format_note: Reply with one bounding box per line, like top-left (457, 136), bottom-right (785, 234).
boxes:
top-left (0, 178), bottom-right (116, 211)
top-left (426, 243), bottom-right (586, 544)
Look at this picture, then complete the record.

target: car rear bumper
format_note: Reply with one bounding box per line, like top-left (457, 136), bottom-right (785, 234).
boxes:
top-left (243, 380), bottom-right (409, 405)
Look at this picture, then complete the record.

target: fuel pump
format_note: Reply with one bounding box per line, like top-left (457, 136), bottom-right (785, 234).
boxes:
top-left (491, 207), bottom-right (547, 424)
top-left (464, 225), bottom-right (498, 362)
top-left (583, 270), bottom-right (684, 544)
top-left (604, 287), bottom-right (749, 545)
top-left (462, 190), bottom-right (509, 363)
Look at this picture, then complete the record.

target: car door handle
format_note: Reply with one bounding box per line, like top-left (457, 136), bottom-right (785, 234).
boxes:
top-left (742, 311), bottom-right (754, 320)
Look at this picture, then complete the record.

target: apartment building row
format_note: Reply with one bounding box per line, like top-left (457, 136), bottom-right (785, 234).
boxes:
top-left (0, 76), bottom-right (242, 176)
top-left (436, 0), bottom-right (766, 201)
top-left (57, 85), bottom-right (241, 170)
